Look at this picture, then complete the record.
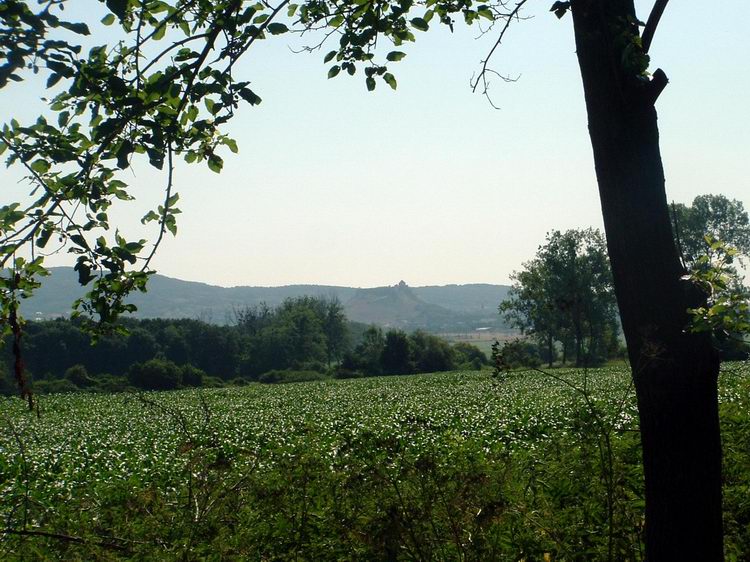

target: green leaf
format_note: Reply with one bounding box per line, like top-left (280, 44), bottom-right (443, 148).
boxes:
top-left (267, 23), bottom-right (289, 35)
top-left (366, 76), bottom-right (376, 91)
top-left (75, 261), bottom-right (93, 285)
top-left (410, 17), bottom-right (429, 31)
top-left (101, 13), bottom-right (116, 25)
top-left (207, 154), bottom-right (223, 173)
top-left (46, 73), bottom-right (63, 88)
top-left (69, 234), bottom-right (87, 248)
top-left (57, 111), bottom-right (70, 128)
top-left (30, 159), bottom-right (51, 174)
top-left (328, 65), bottom-right (341, 79)
top-left (224, 138), bottom-right (239, 154)
top-left (383, 73), bottom-right (397, 90)
top-left (477, 7), bottom-right (494, 20)
top-left (153, 24), bottom-right (166, 41)
top-left (165, 216), bottom-right (177, 236)
top-left (106, 0), bottom-right (128, 19)
top-left (386, 51), bottom-right (407, 62)
top-left (141, 210), bottom-right (160, 224)
top-left (59, 21), bottom-right (91, 36)
top-left (116, 140), bottom-right (134, 170)
top-left (36, 228), bottom-right (53, 249)
top-left (324, 50), bottom-right (337, 63)
top-left (238, 88), bottom-right (262, 105)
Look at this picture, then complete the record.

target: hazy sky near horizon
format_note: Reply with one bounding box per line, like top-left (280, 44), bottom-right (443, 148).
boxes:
top-left (2, 1), bottom-right (749, 288)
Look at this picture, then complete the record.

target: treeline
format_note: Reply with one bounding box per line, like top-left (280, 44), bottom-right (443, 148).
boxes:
top-left (339, 326), bottom-right (487, 377)
top-left (1, 296), bottom-right (487, 394)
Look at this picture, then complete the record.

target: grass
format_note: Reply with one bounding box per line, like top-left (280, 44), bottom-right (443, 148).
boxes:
top-left (1, 364), bottom-right (748, 560)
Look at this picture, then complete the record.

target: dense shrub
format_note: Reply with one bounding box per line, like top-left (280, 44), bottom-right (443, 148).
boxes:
top-left (342, 329), bottom-right (464, 376)
top-left (409, 330), bottom-right (455, 373)
top-left (92, 374), bottom-right (131, 393)
top-left (258, 370), bottom-right (328, 384)
top-left (128, 358), bottom-right (182, 390)
top-left (34, 378), bottom-right (79, 394)
top-left (380, 330), bottom-right (412, 374)
top-left (493, 339), bottom-right (542, 370)
top-left (297, 360), bottom-right (327, 373)
top-left (453, 342), bottom-right (488, 370)
top-left (331, 367), bottom-right (363, 379)
top-left (718, 336), bottom-right (750, 361)
top-left (64, 364), bottom-right (96, 388)
top-left (180, 364), bottom-right (205, 387)
top-left (0, 366), bottom-right (15, 396)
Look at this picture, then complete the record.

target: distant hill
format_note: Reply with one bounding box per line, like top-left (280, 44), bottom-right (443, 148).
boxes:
top-left (20, 268), bottom-right (511, 332)
top-left (345, 281), bottom-right (459, 331)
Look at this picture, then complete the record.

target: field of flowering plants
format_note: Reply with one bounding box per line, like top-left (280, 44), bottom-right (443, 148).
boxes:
top-left (1, 364), bottom-right (748, 560)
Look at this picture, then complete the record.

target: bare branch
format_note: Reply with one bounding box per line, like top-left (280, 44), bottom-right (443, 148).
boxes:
top-left (470, 0), bottom-right (528, 107)
top-left (644, 67), bottom-right (668, 105)
top-left (641, 0), bottom-right (669, 54)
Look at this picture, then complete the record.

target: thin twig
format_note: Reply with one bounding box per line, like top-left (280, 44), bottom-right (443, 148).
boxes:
top-left (470, 0), bottom-right (528, 106)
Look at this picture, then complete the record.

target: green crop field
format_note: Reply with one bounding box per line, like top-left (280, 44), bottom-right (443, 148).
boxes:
top-left (1, 365), bottom-right (748, 560)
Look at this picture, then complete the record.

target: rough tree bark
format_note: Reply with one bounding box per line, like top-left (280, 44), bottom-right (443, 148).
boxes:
top-left (570, 0), bottom-right (723, 559)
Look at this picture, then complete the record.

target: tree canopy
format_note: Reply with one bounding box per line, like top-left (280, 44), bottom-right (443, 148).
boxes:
top-left (500, 228), bottom-right (619, 367)
top-left (672, 193), bottom-right (750, 267)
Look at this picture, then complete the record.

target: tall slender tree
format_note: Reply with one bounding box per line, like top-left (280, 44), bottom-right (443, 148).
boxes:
top-left (568, 1), bottom-right (723, 557)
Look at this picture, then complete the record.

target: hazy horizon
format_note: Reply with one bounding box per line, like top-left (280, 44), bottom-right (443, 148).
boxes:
top-left (45, 265), bottom-right (510, 290)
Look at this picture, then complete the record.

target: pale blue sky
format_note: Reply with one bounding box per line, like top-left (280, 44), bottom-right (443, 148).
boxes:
top-left (2, 1), bottom-right (748, 287)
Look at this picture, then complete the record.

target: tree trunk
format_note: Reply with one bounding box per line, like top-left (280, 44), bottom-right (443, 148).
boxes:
top-left (570, 1), bottom-right (723, 559)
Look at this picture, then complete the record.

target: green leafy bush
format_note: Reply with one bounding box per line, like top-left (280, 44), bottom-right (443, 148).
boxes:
top-left (492, 339), bottom-right (542, 372)
top-left (258, 370), bottom-right (328, 384)
top-left (64, 364), bottom-right (95, 388)
top-left (180, 364), bottom-right (205, 387)
top-left (91, 374), bottom-right (131, 393)
top-left (33, 378), bottom-right (79, 394)
top-left (128, 358), bottom-right (182, 390)
top-left (331, 367), bottom-right (363, 379)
